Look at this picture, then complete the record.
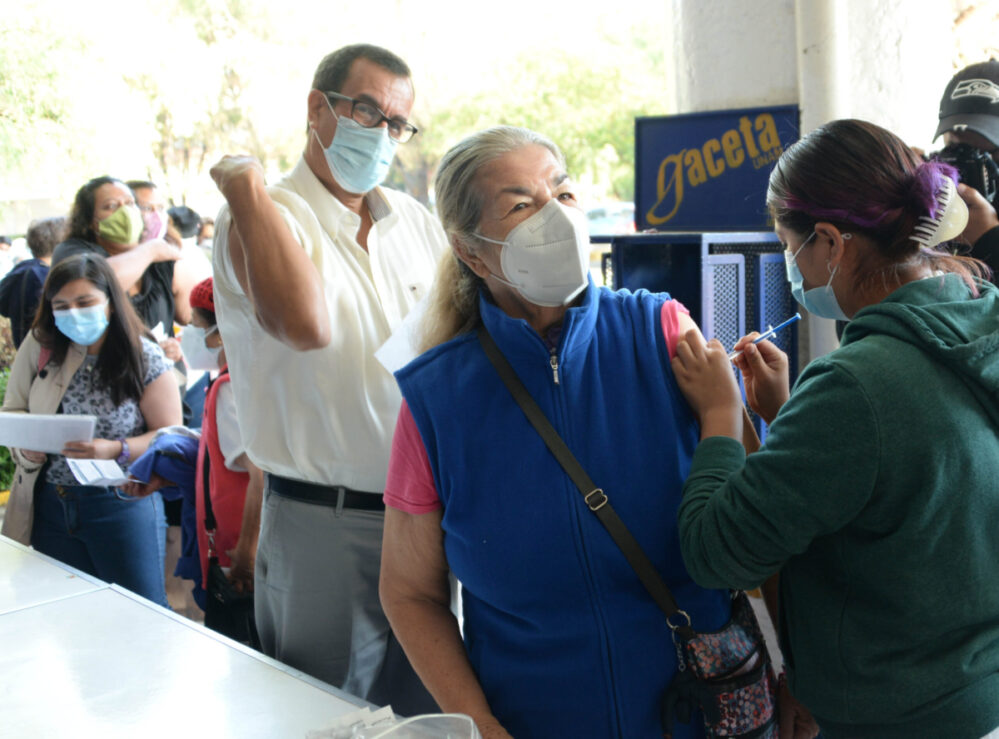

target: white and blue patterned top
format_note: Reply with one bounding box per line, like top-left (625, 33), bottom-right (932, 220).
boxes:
top-left (45, 336), bottom-right (172, 485)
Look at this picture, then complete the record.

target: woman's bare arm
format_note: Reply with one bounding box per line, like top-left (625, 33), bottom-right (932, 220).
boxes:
top-left (380, 507), bottom-right (512, 739)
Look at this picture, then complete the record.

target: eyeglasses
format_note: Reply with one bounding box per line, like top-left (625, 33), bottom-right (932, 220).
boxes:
top-left (324, 91), bottom-right (419, 143)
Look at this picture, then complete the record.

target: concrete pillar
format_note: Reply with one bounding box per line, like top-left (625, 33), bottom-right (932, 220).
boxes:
top-left (673, 0), bottom-right (798, 112)
top-left (671, 0), bottom-right (954, 363)
top-left (793, 0), bottom-right (953, 361)
top-left (793, 0), bottom-right (848, 361)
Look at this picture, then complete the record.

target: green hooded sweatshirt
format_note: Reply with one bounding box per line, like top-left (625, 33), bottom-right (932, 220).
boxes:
top-left (679, 274), bottom-right (999, 738)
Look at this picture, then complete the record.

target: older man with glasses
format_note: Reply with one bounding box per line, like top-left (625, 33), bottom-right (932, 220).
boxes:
top-left (208, 43), bottom-right (446, 714)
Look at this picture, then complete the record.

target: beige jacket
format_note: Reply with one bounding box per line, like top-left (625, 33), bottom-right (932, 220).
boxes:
top-left (1, 335), bottom-right (86, 544)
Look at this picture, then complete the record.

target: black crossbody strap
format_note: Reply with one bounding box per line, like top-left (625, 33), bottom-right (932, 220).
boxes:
top-left (477, 325), bottom-right (691, 633)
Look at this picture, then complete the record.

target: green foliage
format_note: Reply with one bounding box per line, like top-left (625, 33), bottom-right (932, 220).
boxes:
top-left (2, 3), bottom-right (669, 214)
top-left (0, 316), bottom-right (14, 370)
top-left (0, 317), bottom-right (16, 491)
top-left (0, 366), bottom-right (12, 492)
top-left (0, 15), bottom-right (73, 175)
top-left (175, 0), bottom-right (274, 46)
top-left (402, 48), bottom-right (666, 204)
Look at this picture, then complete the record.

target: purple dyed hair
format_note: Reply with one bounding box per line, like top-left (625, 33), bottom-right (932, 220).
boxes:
top-left (767, 119), bottom-right (988, 290)
top-left (778, 160), bottom-right (959, 228)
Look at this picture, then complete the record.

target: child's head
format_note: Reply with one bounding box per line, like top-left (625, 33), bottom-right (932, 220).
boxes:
top-left (183, 277), bottom-right (224, 369)
top-left (189, 277), bottom-right (217, 331)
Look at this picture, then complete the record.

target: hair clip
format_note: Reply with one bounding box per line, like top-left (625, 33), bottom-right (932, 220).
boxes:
top-left (911, 177), bottom-right (968, 248)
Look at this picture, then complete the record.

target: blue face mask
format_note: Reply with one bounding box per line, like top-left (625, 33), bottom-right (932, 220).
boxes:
top-left (314, 96), bottom-right (399, 194)
top-left (784, 231), bottom-right (850, 321)
top-left (53, 302), bottom-right (110, 346)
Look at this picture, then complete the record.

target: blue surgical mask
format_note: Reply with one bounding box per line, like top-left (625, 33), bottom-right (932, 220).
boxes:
top-left (53, 302), bottom-right (110, 346)
top-left (314, 96), bottom-right (399, 194)
top-left (784, 231), bottom-right (850, 321)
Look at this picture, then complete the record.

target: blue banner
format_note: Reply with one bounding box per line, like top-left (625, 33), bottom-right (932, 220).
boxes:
top-left (635, 105), bottom-right (799, 231)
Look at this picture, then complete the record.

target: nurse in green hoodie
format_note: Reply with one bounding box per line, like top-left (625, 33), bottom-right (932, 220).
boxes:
top-left (671, 119), bottom-right (999, 739)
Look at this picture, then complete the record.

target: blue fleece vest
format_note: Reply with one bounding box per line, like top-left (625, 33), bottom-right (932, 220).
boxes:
top-left (396, 285), bottom-right (729, 738)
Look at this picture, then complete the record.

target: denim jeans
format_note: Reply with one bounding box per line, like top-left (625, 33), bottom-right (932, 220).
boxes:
top-left (32, 482), bottom-right (168, 607)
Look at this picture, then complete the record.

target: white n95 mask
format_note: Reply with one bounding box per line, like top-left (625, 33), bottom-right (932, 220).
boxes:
top-left (475, 199), bottom-right (591, 307)
top-left (181, 324), bottom-right (222, 370)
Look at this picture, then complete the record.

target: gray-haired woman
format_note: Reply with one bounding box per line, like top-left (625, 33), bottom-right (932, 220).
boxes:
top-left (378, 126), bottom-right (776, 738)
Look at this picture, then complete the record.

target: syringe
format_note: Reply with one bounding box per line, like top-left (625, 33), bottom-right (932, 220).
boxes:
top-left (728, 313), bottom-right (801, 361)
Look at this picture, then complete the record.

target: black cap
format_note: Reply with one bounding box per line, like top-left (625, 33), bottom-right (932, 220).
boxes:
top-left (168, 205), bottom-right (201, 238)
top-left (935, 60), bottom-right (999, 146)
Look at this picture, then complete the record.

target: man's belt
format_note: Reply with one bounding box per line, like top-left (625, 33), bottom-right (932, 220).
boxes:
top-left (266, 474), bottom-right (385, 511)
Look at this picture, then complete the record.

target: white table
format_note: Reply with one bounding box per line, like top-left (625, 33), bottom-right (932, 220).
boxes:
top-left (0, 536), bottom-right (367, 738)
top-left (0, 534), bottom-right (104, 614)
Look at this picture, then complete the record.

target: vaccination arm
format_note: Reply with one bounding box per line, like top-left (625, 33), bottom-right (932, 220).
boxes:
top-left (210, 156), bottom-right (330, 351)
top-left (672, 328), bottom-right (744, 441)
top-left (672, 311), bottom-right (764, 451)
top-left (380, 507), bottom-right (513, 739)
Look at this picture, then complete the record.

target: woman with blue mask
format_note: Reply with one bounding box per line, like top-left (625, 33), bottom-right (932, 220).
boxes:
top-left (671, 120), bottom-right (999, 738)
top-left (1, 253), bottom-right (182, 605)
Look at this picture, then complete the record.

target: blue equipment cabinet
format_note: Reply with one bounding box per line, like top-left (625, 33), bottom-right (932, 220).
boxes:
top-left (699, 232), bottom-right (799, 380)
top-left (603, 231), bottom-right (799, 438)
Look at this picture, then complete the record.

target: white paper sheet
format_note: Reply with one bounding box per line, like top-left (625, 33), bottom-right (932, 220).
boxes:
top-left (149, 322), bottom-right (168, 342)
top-left (375, 296), bottom-right (429, 375)
top-left (65, 459), bottom-right (130, 487)
top-left (0, 413), bottom-right (96, 454)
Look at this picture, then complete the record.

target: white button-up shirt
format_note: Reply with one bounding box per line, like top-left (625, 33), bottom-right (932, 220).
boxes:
top-left (213, 157), bottom-right (448, 490)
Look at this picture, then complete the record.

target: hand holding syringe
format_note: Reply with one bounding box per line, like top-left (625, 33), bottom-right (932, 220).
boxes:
top-left (727, 313), bottom-right (798, 424)
top-left (728, 313), bottom-right (801, 362)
